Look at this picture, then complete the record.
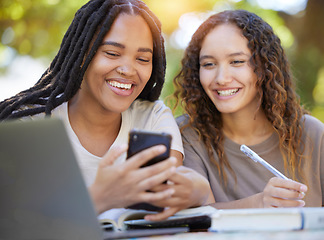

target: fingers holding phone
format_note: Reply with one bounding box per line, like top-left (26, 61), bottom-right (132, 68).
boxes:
top-left (127, 129), bottom-right (172, 166)
top-left (126, 144), bottom-right (169, 169)
top-left (90, 143), bottom-right (176, 212)
top-left (126, 129), bottom-right (175, 212)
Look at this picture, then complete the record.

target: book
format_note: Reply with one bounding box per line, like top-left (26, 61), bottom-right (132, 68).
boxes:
top-left (209, 207), bottom-right (324, 232)
top-left (99, 206), bottom-right (324, 233)
top-left (98, 205), bottom-right (216, 231)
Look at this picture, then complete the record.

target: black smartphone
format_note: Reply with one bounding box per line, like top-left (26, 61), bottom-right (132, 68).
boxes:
top-left (126, 129), bottom-right (172, 212)
top-left (127, 129), bottom-right (172, 168)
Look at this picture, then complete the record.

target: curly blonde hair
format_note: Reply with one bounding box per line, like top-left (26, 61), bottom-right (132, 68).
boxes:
top-left (173, 9), bottom-right (309, 184)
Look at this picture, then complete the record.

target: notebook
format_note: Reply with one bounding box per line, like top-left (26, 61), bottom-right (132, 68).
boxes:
top-left (0, 118), bottom-right (188, 240)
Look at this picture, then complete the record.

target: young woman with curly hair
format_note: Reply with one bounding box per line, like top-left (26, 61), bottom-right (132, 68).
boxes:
top-left (0, 0), bottom-right (211, 220)
top-left (174, 9), bottom-right (324, 208)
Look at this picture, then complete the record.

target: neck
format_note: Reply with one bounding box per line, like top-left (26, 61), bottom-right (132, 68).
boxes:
top-left (222, 109), bottom-right (274, 146)
top-left (68, 98), bottom-right (121, 133)
top-left (67, 96), bottom-right (122, 157)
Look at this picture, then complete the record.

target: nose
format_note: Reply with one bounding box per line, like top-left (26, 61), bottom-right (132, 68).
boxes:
top-left (116, 61), bottom-right (136, 77)
top-left (215, 65), bottom-right (232, 85)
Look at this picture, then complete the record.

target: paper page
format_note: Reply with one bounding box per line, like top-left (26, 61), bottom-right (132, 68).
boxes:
top-left (175, 205), bottom-right (217, 216)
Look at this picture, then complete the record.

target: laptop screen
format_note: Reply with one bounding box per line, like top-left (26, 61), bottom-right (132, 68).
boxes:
top-left (0, 118), bottom-right (103, 240)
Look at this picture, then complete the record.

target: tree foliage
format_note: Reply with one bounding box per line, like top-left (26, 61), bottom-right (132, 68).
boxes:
top-left (0, 0), bottom-right (323, 121)
top-left (0, 0), bottom-right (88, 58)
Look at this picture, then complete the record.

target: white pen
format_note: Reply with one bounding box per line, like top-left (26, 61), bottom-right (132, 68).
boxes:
top-left (240, 144), bottom-right (289, 180)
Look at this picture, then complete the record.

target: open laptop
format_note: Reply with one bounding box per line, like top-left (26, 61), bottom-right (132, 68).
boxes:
top-left (0, 118), bottom-right (188, 240)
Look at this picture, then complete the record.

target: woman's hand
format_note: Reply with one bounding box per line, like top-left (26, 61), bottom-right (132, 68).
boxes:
top-left (144, 166), bottom-right (213, 221)
top-left (89, 144), bottom-right (177, 214)
top-left (260, 177), bottom-right (308, 208)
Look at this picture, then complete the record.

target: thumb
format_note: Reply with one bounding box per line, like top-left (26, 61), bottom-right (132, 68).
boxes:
top-left (100, 144), bottom-right (128, 167)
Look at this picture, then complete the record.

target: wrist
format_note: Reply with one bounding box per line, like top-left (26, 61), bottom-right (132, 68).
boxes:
top-left (89, 184), bottom-right (106, 214)
top-left (255, 192), bottom-right (264, 208)
top-left (193, 178), bottom-right (210, 206)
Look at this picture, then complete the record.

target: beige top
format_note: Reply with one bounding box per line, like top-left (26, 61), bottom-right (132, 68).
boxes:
top-left (178, 114), bottom-right (324, 207)
top-left (32, 99), bottom-right (184, 186)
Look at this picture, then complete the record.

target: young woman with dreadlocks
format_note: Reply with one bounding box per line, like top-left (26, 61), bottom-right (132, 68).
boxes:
top-left (174, 10), bottom-right (324, 208)
top-left (0, 0), bottom-right (212, 220)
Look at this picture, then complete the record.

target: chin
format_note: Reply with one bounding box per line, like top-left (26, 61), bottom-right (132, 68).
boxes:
top-left (114, 104), bottom-right (133, 113)
top-left (215, 104), bottom-right (233, 111)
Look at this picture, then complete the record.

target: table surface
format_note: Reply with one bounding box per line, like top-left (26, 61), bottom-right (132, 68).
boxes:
top-left (133, 229), bottom-right (324, 240)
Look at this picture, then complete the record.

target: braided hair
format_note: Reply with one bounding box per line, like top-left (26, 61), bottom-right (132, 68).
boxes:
top-left (0, 0), bottom-right (166, 120)
top-left (173, 10), bottom-right (309, 183)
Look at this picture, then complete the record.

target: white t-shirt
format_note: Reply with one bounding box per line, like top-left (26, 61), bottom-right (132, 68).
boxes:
top-left (49, 99), bottom-right (183, 186)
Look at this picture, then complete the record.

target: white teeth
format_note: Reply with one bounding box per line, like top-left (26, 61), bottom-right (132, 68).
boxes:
top-left (108, 81), bottom-right (132, 90)
top-left (217, 89), bottom-right (239, 96)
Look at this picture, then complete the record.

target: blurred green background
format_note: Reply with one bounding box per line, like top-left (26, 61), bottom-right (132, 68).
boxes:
top-left (1, 0), bottom-right (324, 121)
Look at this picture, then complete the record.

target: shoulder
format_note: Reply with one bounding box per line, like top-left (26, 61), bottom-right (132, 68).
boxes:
top-left (176, 114), bottom-right (199, 140)
top-left (176, 114), bottom-right (189, 127)
top-left (302, 114), bottom-right (324, 134)
top-left (51, 102), bottom-right (68, 118)
top-left (301, 114), bottom-right (324, 147)
top-left (24, 102), bottom-right (67, 121)
top-left (303, 114), bottom-right (324, 127)
top-left (176, 114), bottom-right (194, 135)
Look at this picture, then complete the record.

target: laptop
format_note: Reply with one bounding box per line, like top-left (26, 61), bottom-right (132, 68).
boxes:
top-left (0, 118), bottom-right (188, 240)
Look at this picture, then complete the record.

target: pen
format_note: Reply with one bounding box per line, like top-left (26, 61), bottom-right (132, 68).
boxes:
top-left (240, 144), bottom-right (289, 180)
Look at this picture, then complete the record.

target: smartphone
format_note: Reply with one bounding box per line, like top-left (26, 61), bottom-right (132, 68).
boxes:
top-left (127, 129), bottom-right (172, 168)
top-left (126, 129), bottom-right (172, 212)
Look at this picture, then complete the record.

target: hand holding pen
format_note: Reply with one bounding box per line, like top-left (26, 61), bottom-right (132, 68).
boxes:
top-left (240, 144), bottom-right (308, 208)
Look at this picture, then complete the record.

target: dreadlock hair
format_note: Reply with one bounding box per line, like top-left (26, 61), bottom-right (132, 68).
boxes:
top-left (173, 9), bottom-right (309, 184)
top-left (0, 0), bottom-right (166, 121)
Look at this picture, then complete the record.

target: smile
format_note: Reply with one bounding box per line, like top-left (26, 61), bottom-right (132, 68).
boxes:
top-left (107, 80), bottom-right (132, 90)
top-left (217, 89), bottom-right (239, 96)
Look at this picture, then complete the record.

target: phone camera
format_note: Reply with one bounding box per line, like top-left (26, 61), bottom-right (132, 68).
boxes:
top-left (133, 134), bottom-right (138, 141)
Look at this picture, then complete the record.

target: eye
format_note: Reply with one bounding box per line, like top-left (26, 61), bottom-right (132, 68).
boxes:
top-left (104, 51), bottom-right (120, 57)
top-left (200, 62), bottom-right (215, 68)
top-left (231, 60), bottom-right (245, 65)
top-left (137, 57), bottom-right (151, 63)
top-left (136, 56), bottom-right (152, 64)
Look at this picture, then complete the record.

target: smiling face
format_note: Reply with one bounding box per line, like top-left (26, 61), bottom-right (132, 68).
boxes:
top-left (199, 24), bottom-right (259, 116)
top-left (78, 13), bottom-right (153, 114)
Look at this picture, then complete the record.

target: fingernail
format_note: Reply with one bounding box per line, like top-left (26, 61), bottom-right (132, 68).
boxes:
top-left (158, 145), bottom-right (167, 152)
top-left (167, 188), bottom-right (175, 195)
top-left (144, 215), bottom-right (152, 221)
top-left (299, 192), bottom-right (305, 199)
top-left (300, 185), bottom-right (307, 192)
top-left (299, 200), bottom-right (305, 207)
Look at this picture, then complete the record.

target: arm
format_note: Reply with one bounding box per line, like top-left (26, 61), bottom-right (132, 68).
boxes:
top-left (170, 149), bottom-right (183, 167)
top-left (209, 177), bottom-right (307, 209)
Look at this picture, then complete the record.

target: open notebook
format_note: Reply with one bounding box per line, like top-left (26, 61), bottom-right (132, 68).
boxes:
top-left (0, 118), bottom-right (188, 240)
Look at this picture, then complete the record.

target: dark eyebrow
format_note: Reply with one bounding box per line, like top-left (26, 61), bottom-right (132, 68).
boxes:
top-left (101, 41), bottom-right (153, 54)
top-left (228, 51), bottom-right (249, 57)
top-left (138, 47), bottom-right (153, 54)
top-left (199, 52), bottom-right (249, 62)
top-left (199, 55), bottom-right (214, 62)
top-left (101, 41), bottom-right (125, 49)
